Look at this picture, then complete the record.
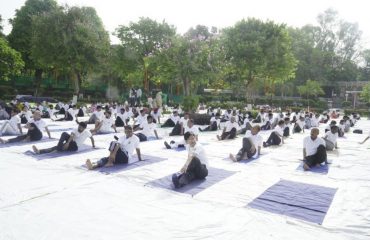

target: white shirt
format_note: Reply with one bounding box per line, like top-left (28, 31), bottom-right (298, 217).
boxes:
top-left (274, 125), bottom-right (284, 136)
top-left (303, 136), bottom-right (326, 157)
top-left (72, 128), bottom-right (92, 149)
top-left (28, 119), bottom-right (46, 130)
top-left (68, 108), bottom-right (77, 119)
top-left (135, 114), bottom-right (148, 126)
top-left (9, 115), bottom-right (21, 131)
top-left (180, 117), bottom-right (188, 126)
top-left (242, 118), bottom-right (250, 128)
top-left (170, 115), bottom-right (180, 124)
top-left (20, 110), bottom-right (32, 122)
top-left (324, 131), bottom-right (338, 144)
top-left (100, 117), bottom-right (114, 132)
top-left (184, 125), bottom-right (199, 135)
top-left (295, 119), bottom-right (304, 129)
top-left (140, 122), bottom-right (157, 137)
top-left (188, 143), bottom-right (209, 168)
top-left (225, 121), bottom-right (238, 132)
top-left (245, 130), bottom-right (263, 158)
top-left (93, 111), bottom-right (104, 121)
top-left (118, 135), bottom-right (140, 161)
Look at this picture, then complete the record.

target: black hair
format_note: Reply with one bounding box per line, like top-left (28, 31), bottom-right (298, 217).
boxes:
top-left (79, 122), bottom-right (87, 129)
top-left (184, 131), bottom-right (194, 141)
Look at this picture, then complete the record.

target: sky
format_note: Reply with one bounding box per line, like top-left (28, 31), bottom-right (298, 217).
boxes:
top-left (1, 0), bottom-right (369, 47)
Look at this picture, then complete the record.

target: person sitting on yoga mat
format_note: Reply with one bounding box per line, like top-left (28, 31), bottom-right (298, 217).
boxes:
top-left (237, 114), bottom-right (252, 135)
top-left (338, 119), bottom-right (345, 137)
top-left (323, 125), bottom-right (339, 151)
top-left (0, 108), bottom-right (22, 136)
top-left (86, 125), bottom-right (142, 169)
top-left (293, 116), bottom-right (305, 133)
top-left (217, 116), bottom-right (238, 140)
top-left (19, 105), bottom-right (32, 124)
top-left (282, 117), bottom-right (291, 137)
top-left (32, 122), bottom-right (95, 154)
top-left (0, 111), bottom-right (51, 144)
top-left (133, 109), bottom-right (148, 131)
top-left (199, 113), bottom-right (220, 132)
top-left (150, 107), bottom-right (161, 124)
top-left (135, 115), bottom-right (159, 142)
top-left (83, 105), bottom-right (104, 124)
top-left (169, 112), bottom-right (189, 136)
top-left (53, 105), bottom-right (78, 121)
top-left (172, 132), bottom-right (209, 188)
top-left (263, 120), bottom-right (285, 147)
top-left (90, 111), bottom-right (117, 135)
top-left (164, 119), bottom-right (199, 149)
top-left (229, 125), bottom-right (262, 162)
top-left (162, 110), bottom-right (180, 128)
top-left (261, 113), bottom-right (274, 130)
top-left (115, 107), bottom-right (126, 127)
top-left (303, 128), bottom-right (327, 171)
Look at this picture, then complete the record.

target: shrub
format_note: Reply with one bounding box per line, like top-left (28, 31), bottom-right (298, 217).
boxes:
top-left (182, 95), bottom-right (199, 112)
top-left (341, 101), bottom-right (351, 108)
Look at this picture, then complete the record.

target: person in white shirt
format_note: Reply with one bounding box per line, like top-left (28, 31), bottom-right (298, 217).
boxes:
top-left (115, 108), bottom-right (126, 127)
top-left (0, 109), bottom-right (22, 136)
top-left (86, 126), bottom-right (142, 169)
top-left (200, 113), bottom-right (220, 132)
top-left (293, 116), bottom-right (305, 133)
top-left (32, 122), bottom-right (95, 154)
top-left (325, 120), bottom-right (337, 133)
top-left (162, 111), bottom-right (180, 127)
top-left (164, 119), bottom-right (198, 149)
top-left (172, 132), bottom-right (208, 188)
top-left (150, 107), bottom-right (161, 124)
top-left (0, 111), bottom-right (51, 144)
top-left (169, 112), bottom-right (189, 136)
top-left (263, 120), bottom-right (285, 147)
top-left (238, 115), bottom-right (252, 135)
top-left (310, 113), bottom-right (321, 128)
top-left (323, 125), bottom-right (339, 151)
top-left (19, 105), bottom-right (32, 124)
top-left (90, 111), bottom-right (117, 135)
top-left (230, 125), bottom-right (263, 162)
top-left (135, 116), bottom-right (159, 141)
top-left (133, 110), bottom-right (148, 131)
top-left (283, 117), bottom-right (291, 137)
top-left (261, 113), bottom-right (274, 130)
top-left (338, 120), bottom-right (345, 137)
top-left (85, 105), bottom-right (104, 124)
top-left (303, 128), bottom-right (327, 170)
top-left (217, 116), bottom-right (238, 140)
top-left (54, 105), bottom-right (77, 121)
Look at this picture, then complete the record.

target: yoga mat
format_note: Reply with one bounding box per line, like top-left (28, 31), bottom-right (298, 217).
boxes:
top-left (296, 162), bottom-right (329, 174)
top-left (248, 179), bottom-right (337, 224)
top-left (23, 146), bottom-right (102, 160)
top-left (0, 137), bottom-right (57, 148)
top-left (146, 167), bottom-right (237, 196)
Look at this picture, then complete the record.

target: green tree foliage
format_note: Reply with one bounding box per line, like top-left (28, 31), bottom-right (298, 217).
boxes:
top-left (222, 18), bottom-right (297, 99)
top-left (114, 18), bottom-right (176, 93)
top-left (360, 82), bottom-right (370, 104)
top-left (0, 38), bottom-right (25, 80)
top-left (31, 6), bottom-right (110, 94)
top-left (297, 79), bottom-right (325, 98)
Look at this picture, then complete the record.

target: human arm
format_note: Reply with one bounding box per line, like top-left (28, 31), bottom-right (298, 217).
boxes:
top-left (45, 127), bottom-right (51, 138)
top-left (303, 148), bottom-right (307, 159)
top-left (112, 124), bottom-right (117, 133)
top-left (180, 153), bottom-right (194, 173)
top-left (90, 136), bottom-right (95, 148)
top-left (136, 148), bottom-right (142, 161)
top-left (17, 123), bottom-right (23, 134)
top-left (62, 132), bottom-right (75, 150)
top-left (154, 129), bottom-right (159, 139)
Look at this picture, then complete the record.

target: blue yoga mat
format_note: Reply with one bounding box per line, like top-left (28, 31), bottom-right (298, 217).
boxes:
top-left (146, 167), bottom-right (237, 196)
top-left (24, 146), bottom-right (102, 160)
top-left (296, 162), bottom-right (329, 174)
top-left (248, 179), bottom-right (337, 224)
top-left (0, 137), bottom-right (57, 148)
top-left (83, 155), bottom-right (168, 174)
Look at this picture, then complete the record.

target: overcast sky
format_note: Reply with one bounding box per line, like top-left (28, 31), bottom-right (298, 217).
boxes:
top-left (1, 0), bottom-right (369, 47)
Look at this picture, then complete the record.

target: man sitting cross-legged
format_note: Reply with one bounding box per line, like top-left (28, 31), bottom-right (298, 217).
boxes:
top-left (263, 120), bottom-right (285, 147)
top-left (90, 111), bottom-right (117, 135)
top-left (86, 125), bottom-right (142, 170)
top-left (134, 115), bottom-right (159, 142)
top-left (32, 122), bottom-right (95, 154)
top-left (172, 132), bottom-right (209, 188)
top-left (217, 116), bottom-right (238, 140)
top-left (303, 128), bottom-right (327, 170)
top-left (229, 125), bottom-right (262, 162)
top-left (0, 108), bottom-right (22, 136)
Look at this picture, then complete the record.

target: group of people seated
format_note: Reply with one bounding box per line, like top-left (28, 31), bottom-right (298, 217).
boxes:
top-left (0, 99), bottom-right (366, 190)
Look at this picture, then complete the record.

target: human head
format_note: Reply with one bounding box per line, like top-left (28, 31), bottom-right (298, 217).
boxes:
top-left (230, 116), bottom-right (236, 123)
top-left (33, 110), bottom-right (42, 120)
top-left (105, 111), bottom-right (112, 118)
top-left (278, 120), bottom-right (285, 127)
top-left (330, 120), bottom-right (337, 126)
top-left (78, 122), bottom-right (87, 132)
top-left (187, 118), bottom-right (194, 128)
top-left (184, 132), bottom-right (196, 146)
top-left (184, 112), bottom-right (190, 119)
top-left (11, 108), bottom-right (19, 116)
top-left (147, 115), bottom-right (153, 123)
top-left (331, 125), bottom-right (339, 134)
top-left (124, 125), bottom-right (133, 137)
top-left (96, 105), bottom-right (102, 111)
top-left (310, 128), bottom-right (319, 140)
top-left (251, 125), bottom-right (261, 135)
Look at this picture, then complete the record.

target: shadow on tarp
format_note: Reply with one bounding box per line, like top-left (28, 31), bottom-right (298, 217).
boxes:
top-left (81, 155), bottom-right (168, 174)
top-left (0, 137), bottom-right (57, 148)
top-left (145, 167), bottom-right (237, 196)
top-left (23, 146), bottom-right (103, 160)
top-left (296, 162), bottom-right (329, 174)
top-left (248, 179), bottom-right (337, 224)
top-left (48, 128), bottom-right (74, 133)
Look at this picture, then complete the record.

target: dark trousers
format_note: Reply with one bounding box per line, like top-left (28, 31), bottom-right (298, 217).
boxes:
top-left (338, 129), bottom-right (344, 137)
top-left (201, 121), bottom-right (218, 132)
top-left (239, 122), bottom-right (252, 135)
top-left (77, 109), bottom-right (84, 117)
top-left (7, 123), bottom-right (42, 143)
top-left (261, 122), bottom-right (271, 130)
top-left (293, 125), bottom-right (302, 133)
top-left (170, 123), bottom-right (182, 135)
top-left (305, 145), bottom-right (327, 167)
top-left (221, 128), bottom-right (236, 140)
top-left (135, 133), bottom-right (147, 142)
top-left (162, 118), bottom-right (175, 127)
top-left (20, 115), bottom-right (28, 124)
top-left (97, 141), bottom-right (129, 167)
top-left (172, 157), bottom-right (208, 188)
top-left (283, 127), bottom-right (290, 137)
top-left (58, 108), bottom-right (65, 115)
top-left (265, 132), bottom-right (281, 146)
top-left (235, 138), bottom-right (256, 161)
top-left (39, 132), bottom-right (78, 154)
top-left (56, 112), bottom-right (73, 121)
top-left (115, 116), bottom-right (125, 127)
top-left (252, 116), bottom-right (261, 123)
top-left (87, 114), bottom-right (99, 124)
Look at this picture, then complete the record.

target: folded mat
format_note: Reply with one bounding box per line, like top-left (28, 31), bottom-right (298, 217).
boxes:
top-left (146, 167), bottom-right (237, 196)
top-left (248, 179), bottom-right (337, 224)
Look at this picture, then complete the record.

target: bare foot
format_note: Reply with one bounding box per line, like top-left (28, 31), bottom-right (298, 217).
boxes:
top-left (104, 162), bottom-right (114, 167)
top-left (303, 163), bottom-right (310, 171)
top-left (86, 159), bottom-right (94, 170)
top-left (229, 153), bottom-right (237, 162)
top-left (32, 145), bottom-right (40, 154)
top-left (217, 135), bottom-right (221, 141)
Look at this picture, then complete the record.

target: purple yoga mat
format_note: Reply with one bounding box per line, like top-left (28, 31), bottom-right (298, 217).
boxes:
top-left (248, 179), bottom-right (337, 224)
top-left (296, 162), bottom-right (329, 174)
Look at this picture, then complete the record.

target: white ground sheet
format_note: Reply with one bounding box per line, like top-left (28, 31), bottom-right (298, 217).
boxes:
top-left (1, 114), bottom-right (370, 240)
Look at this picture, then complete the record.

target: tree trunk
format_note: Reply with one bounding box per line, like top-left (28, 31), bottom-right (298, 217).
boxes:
top-left (74, 71), bottom-right (81, 95)
top-left (183, 77), bottom-right (190, 96)
top-left (33, 69), bottom-right (43, 97)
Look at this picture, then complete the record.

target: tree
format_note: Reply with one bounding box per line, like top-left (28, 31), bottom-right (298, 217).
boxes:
top-left (0, 15), bottom-right (4, 37)
top-left (297, 79), bottom-right (325, 108)
top-left (222, 18), bottom-right (297, 100)
top-left (114, 17), bottom-right (176, 93)
top-left (31, 6), bottom-right (110, 94)
top-left (7, 0), bottom-right (59, 95)
top-left (360, 82), bottom-right (370, 105)
top-left (0, 38), bottom-right (25, 80)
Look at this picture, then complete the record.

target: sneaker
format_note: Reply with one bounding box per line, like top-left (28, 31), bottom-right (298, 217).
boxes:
top-left (164, 141), bottom-right (171, 149)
